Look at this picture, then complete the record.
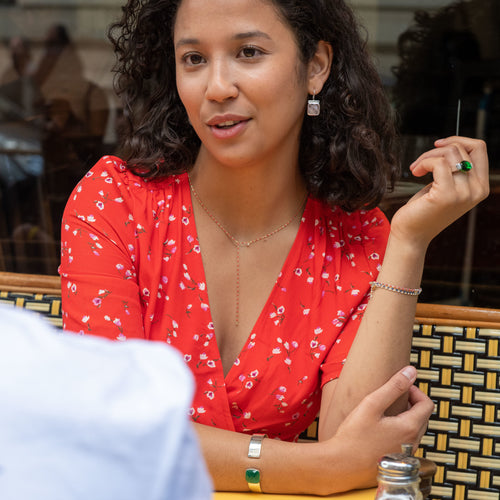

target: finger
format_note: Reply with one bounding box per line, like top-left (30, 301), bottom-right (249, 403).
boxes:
top-left (408, 385), bottom-right (435, 418)
top-left (410, 143), bottom-right (472, 178)
top-left (435, 136), bottom-right (489, 175)
top-left (362, 366), bottom-right (417, 416)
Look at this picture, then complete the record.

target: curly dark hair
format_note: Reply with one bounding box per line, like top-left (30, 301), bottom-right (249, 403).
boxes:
top-left (108, 0), bottom-right (400, 211)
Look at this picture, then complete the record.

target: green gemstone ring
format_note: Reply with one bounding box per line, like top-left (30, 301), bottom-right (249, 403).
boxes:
top-left (456, 160), bottom-right (473, 172)
top-left (245, 468), bottom-right (262, 493)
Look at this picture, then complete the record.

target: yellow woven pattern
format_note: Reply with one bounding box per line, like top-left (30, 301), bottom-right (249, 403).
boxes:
top-left (411, 323), bottom-right (500, 500)
top-left (0, 291), bottom-right (62, 328)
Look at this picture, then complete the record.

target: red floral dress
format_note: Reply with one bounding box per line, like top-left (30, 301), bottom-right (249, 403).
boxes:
top-left (59, 156), bottom-right (390, 441)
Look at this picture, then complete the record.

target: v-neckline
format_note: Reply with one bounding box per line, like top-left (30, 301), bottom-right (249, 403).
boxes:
top-left (183, 173), bottom-right (309, 382)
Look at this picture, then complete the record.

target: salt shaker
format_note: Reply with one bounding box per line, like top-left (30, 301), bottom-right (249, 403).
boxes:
top-left (374, 444), bottom-right (423, 500)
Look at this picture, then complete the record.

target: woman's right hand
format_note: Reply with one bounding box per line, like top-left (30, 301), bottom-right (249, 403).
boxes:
top-left (322, 366), bottom-right (434, 492)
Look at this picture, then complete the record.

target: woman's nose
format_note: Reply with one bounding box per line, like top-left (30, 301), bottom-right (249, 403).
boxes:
top-left (205, 59), bottom-right (238, 102)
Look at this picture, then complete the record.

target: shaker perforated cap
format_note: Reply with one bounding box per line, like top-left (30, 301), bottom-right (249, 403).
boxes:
top-left (378, 452), bottom-right (421, 482)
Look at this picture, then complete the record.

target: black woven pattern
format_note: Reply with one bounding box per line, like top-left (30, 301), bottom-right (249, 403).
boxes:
top-left (0, 291), bottom-right (62, 329)
top-left (411, 323), bottom-right (500, 500)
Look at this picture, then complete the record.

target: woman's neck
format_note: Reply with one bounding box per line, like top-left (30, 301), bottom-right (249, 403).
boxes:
top-left (189, 153), bottom-right (307, 242)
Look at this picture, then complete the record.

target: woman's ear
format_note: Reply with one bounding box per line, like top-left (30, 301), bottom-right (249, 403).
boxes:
top-left (307, 41), bottom-right (333, 95)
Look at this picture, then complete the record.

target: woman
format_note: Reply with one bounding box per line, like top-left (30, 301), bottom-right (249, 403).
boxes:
top-left (59, 0), bottom-right (489, 494)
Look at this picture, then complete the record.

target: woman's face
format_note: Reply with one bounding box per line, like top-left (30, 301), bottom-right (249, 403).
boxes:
top-left (173, 0), bottom-right (312, 171)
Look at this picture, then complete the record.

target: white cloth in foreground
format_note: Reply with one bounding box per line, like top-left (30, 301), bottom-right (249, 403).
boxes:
top-left (0, 306), bottom-right (212, 500)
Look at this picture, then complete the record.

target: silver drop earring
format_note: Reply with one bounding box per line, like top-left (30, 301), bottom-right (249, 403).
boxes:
top-left (307, 92), bottom-right (320, 116)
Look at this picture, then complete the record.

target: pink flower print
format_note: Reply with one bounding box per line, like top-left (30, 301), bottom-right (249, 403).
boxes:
top-left (198, 282), bottom-right (206, 291)
top-left (284, 357), bottom-right (292, 366)
top-left (271, 386), bottom-right (289, 413)
top-left (239, 374), bottom-right (246, 382)
top-left (206, 391), bottom-right (215, 400)
top-left (184, 354), bottom-right (192, 362)
top-left (250, 370), bottom-right (259, 378)
top-left (92, 297), bottom-right (102, 307)
top-left (332, 310), bottom-right (347, 328)
top-left (270, 304), bottom-right (286, 326)
top-left (245, 380), bottom-right (254, 389)
top-left (187, 234), bottom-right (194, 243)
top-left (116, 333), bottom-right (126, 341)
top-left (82, 315), bottom-right (90, 323)
top-left (169, 214), bottom-right (176, 222)
top-left (244, 412), bottom-right (252, 419)
top-left (207, 360), bottom-right (216, 368)
top-left (294, 268), bottom-right (303, 276)
top-left (193, 245), bottom-right (201, 253)
top-left (87, 215), bottom-right (96, 223)
top-left (182, 216), bottom-right (189, 225)
top-left (105, 177), bottom-right (113, 184)
top-left (142, 288), bottom-right (150, 297)
top-left (201, 302), bottom-right (209, 311)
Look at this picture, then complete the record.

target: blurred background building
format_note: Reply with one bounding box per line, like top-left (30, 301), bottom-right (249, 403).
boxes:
top-left (0, 0), bottom-right (498, 307)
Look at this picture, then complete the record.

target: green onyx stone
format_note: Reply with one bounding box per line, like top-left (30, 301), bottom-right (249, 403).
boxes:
top-left (459, 160), bottom-right (472, 171)
top-left (245, 468), bottom-right (261, 484)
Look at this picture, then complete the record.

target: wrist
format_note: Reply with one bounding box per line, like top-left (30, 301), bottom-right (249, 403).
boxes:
top-left (386, 230), bottom-right (429, 258)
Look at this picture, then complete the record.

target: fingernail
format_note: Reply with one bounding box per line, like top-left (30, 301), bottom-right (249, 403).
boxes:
top-left (402, 366), bottom-right (416, 381)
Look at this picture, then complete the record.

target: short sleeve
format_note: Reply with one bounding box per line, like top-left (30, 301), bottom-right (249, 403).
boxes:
top-left (320, 207), bottom-right (390, 386)
top-left (59, 156), bottom-right (145, 339)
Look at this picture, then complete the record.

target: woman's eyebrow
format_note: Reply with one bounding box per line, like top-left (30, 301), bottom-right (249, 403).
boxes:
top-left (233, 30), bottom-right (271, 41)
top-left (175, 38), bottom-right (199, 49)
top-left (175, 30), bottom-right (271, 49)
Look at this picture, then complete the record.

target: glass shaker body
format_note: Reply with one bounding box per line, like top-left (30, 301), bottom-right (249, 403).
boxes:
top-left (374, 476), bottom-right (423, 500)
top-left (374, 451), bottom-right (423, 500)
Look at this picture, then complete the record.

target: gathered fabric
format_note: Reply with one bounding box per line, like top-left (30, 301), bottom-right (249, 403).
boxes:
top-left (60, 156), bottom-right (389, 441)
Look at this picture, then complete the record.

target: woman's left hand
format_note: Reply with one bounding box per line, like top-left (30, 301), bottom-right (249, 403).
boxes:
top-left (390, 136), bottom-right (489, 251)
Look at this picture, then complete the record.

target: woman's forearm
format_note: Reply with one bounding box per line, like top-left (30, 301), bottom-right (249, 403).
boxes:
top-left (194, 365), bottom-right (433, 495)
top-left (193, 422), bottom-right (364, 496)
top-left (319, 232), bottom-right (427, 438)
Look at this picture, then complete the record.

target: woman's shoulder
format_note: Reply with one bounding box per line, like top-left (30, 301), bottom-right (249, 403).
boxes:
top-left (75, 155), bottom-right (188, 196)
top-left (310, 197), bottom-right (389, 236)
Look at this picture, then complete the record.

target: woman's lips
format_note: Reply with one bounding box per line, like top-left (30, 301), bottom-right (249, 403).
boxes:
top-left (208, 118), bottom-right (250, 139)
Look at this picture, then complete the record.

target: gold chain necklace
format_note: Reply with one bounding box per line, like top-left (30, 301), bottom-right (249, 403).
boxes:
top-left (189, 177), bottom-right (307, 327)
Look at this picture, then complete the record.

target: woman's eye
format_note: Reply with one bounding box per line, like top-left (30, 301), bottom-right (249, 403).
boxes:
top-left (238, 46), bottom-right (262, 58)
top-left (183, 53), bottom-right (205, 66)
